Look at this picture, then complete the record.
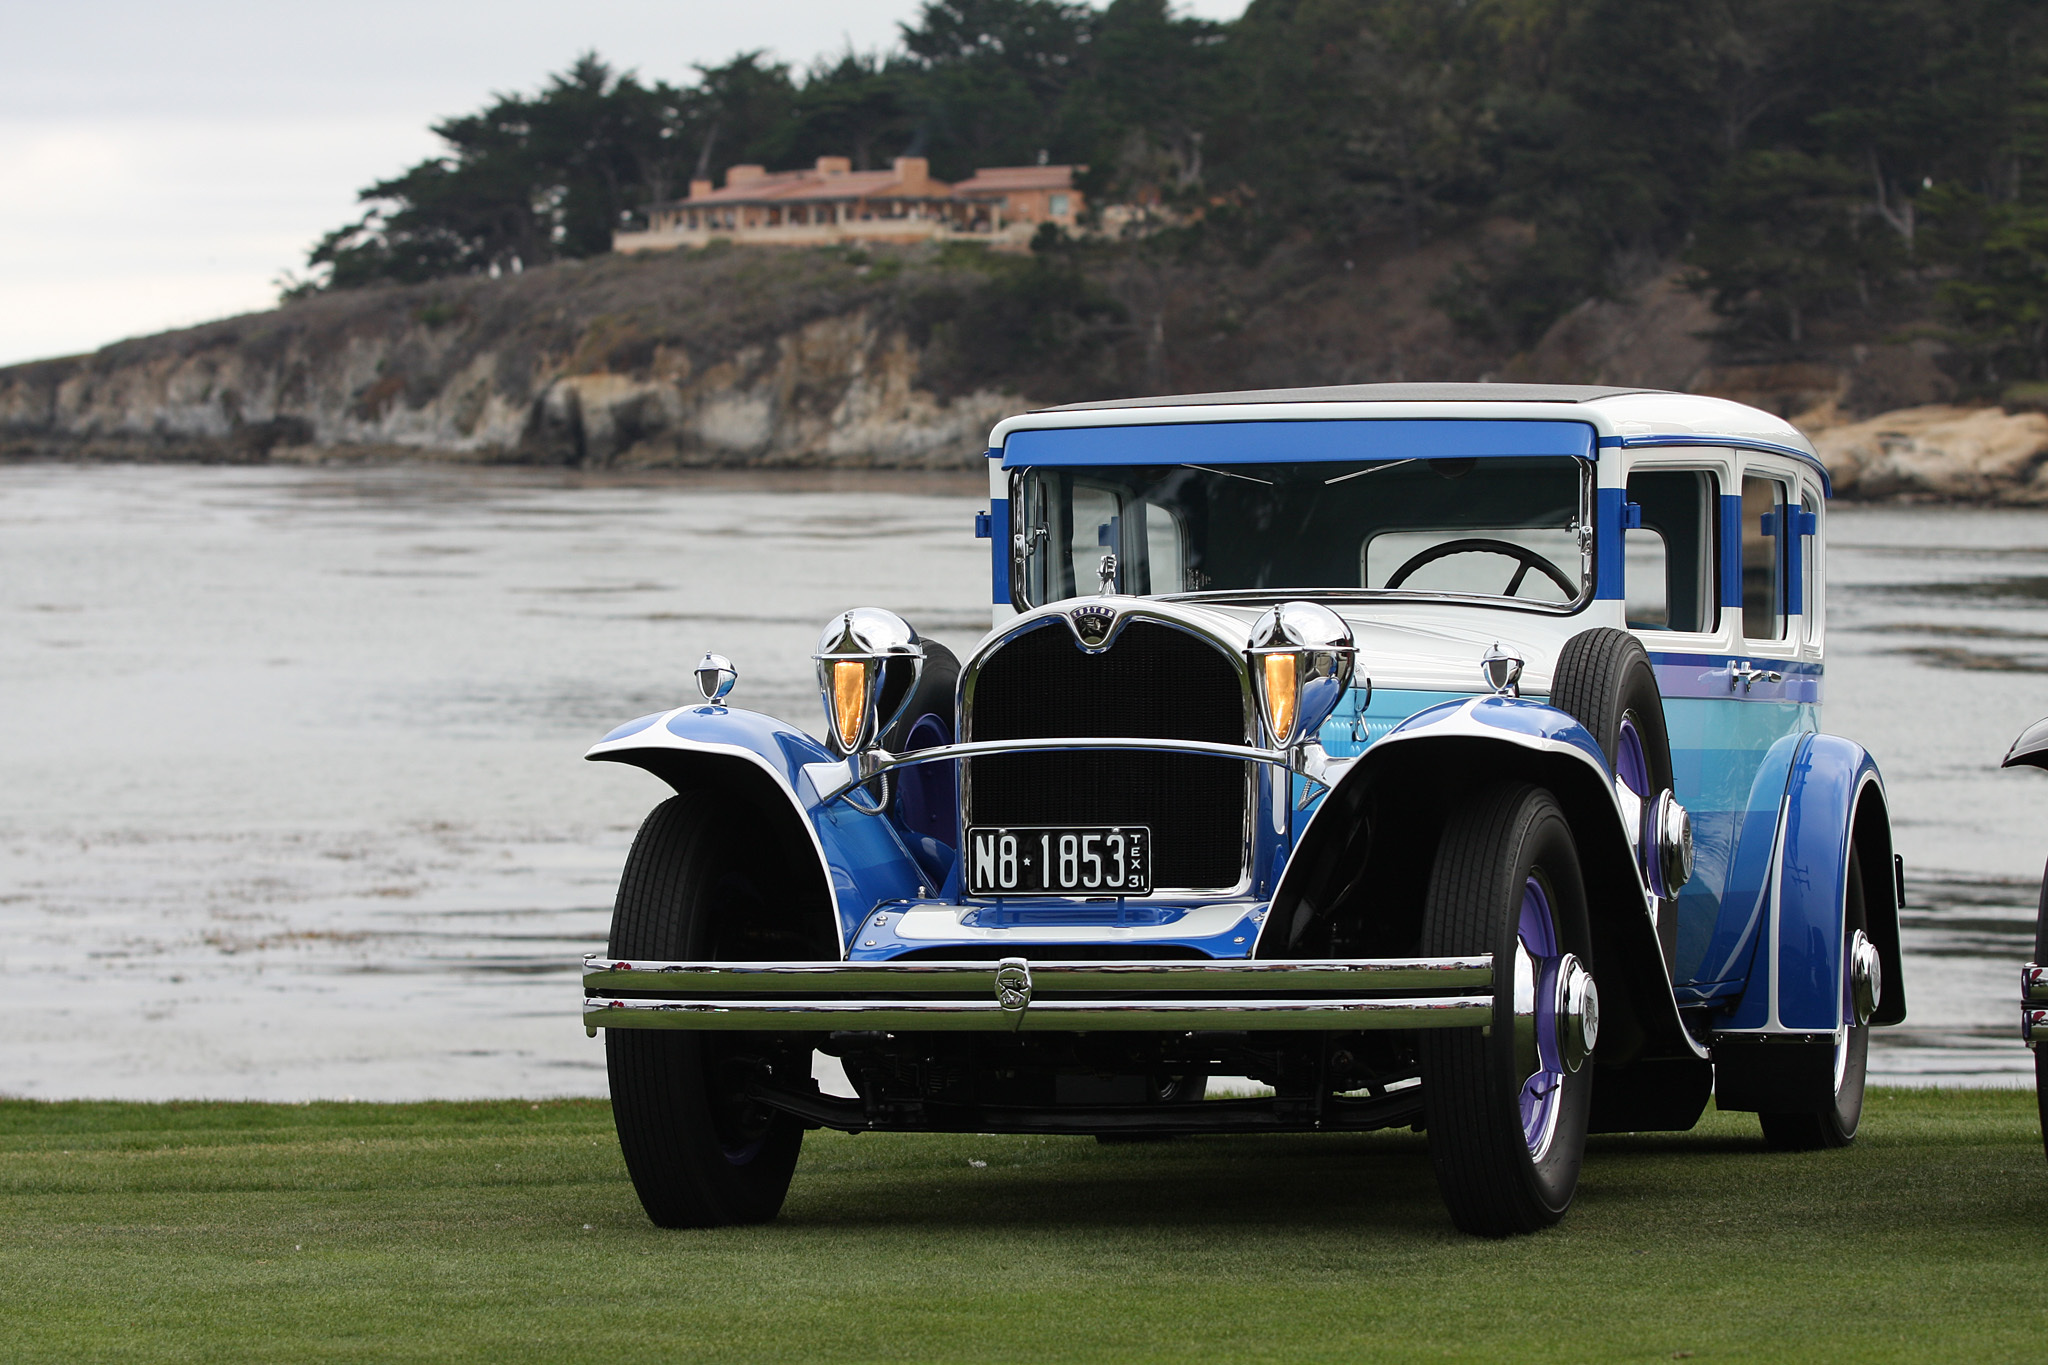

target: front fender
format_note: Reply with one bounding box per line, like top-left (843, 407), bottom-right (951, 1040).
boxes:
top-left (586, 706), bottom-right (925, 954)
top-left (1269, 696), bottom-right (1706, 1067)
top-left (1720, 734), bottom-right (1902, 1033)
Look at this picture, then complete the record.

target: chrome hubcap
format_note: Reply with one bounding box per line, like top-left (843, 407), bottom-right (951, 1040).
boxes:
top-left (1848, 930), bottom-right (1882, 1027)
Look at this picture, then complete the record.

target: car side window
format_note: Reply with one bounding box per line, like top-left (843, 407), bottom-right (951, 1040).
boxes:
top-left (1624, 469), bottom-right (1719, 632)
top-left (1741, 475), bottom-right (1789, 642)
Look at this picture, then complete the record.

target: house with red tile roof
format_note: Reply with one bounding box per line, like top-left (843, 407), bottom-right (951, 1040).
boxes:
top-left (950, 164), bottom-right (1083, 232)
top-left (614, 157), bottom-right (1086, 253)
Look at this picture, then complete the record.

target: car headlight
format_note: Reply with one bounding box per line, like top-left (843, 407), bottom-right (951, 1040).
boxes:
top-left (1247, 602), bottom-right (1358, 748)
top-left (814, 607), bottom-right (924, 756)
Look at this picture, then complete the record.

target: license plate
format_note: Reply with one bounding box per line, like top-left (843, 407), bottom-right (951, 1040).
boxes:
top-left (965, 826), bottom-right (1151, 895)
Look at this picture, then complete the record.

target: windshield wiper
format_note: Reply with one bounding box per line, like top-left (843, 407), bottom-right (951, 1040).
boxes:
top-left (1180, 464), bottom-right (1274, 486)
top-left (1324, 458), bottom-right (1417, 485)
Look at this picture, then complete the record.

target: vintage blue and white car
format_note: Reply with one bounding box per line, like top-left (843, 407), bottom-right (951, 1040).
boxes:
top-left (1999, 718), bottom-right (2048, 1159)
top-left (583, 382), bottom-right (1905, 1236)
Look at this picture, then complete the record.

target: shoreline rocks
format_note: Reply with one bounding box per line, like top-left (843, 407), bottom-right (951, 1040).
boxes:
top-left (1804, 405), bottom-right (2048, 504)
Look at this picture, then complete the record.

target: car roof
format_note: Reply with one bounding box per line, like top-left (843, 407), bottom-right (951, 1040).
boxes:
top-left (994, 383), bottom-right (1826, 490)
top-left (1042, 382), bottom-right (1662, 411)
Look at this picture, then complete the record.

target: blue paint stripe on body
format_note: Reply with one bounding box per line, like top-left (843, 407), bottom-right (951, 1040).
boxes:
top-left (1001, 419), bottom-right (1597, 468)
top-left (1595, 486), bottom-right (1627, 599)
top-left (1719, 494), bottom-right (1744, 608)
top-left (1648, 652), bottom-right (1821, 704)
top-left (989, 497), bottom-right (1011, 603)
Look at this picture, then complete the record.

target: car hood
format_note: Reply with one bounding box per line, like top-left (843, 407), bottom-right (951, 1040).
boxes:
top-left (1105, 596), bottom-right (1588, 697)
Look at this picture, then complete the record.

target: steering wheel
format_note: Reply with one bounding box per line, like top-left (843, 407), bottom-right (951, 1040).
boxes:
top-left (1385, 537), bottom-right (1578, 599)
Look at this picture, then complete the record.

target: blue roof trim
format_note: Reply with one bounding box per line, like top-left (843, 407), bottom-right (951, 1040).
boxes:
top-left (1596, 433), bottom-right (1833, 496)
top-left (1001, 419), bottom-right (1597, 468)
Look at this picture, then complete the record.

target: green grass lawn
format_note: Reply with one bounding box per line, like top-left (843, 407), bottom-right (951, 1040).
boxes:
top-left (1, 1089), bottom-right (2043, 1363)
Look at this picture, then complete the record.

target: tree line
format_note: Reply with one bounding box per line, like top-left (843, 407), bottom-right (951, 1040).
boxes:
top-left (302, 0), bottom-right (2048, 389)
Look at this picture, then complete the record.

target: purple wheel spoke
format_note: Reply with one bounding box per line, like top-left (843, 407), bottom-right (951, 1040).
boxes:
top-left (1617, 713), bottom-right (1660, 890)
top-left (1616, 714), bottom-right (1650, 798)
top-left (1516, 875), bottom-right (1566, 1157)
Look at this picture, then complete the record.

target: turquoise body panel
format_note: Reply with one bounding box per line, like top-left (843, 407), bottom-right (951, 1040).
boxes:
top-left (1296, 686), bottom-right (1472, 817)
top-left (1665, 698), bottom-right (1817, 995)
top-left (1299, 670), bottom-right (1831, 1006)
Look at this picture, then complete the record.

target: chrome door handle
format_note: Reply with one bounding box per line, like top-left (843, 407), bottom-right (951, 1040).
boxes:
top-left (1728, 661), bottom-right (1783, 694)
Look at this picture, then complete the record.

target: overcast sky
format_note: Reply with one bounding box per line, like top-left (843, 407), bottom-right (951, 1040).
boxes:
top-left (0, 0), bottom-right (1247, 368)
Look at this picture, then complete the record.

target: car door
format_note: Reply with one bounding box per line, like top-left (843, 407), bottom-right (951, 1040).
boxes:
top-left (1626, 453), bottom-right (1820, 995)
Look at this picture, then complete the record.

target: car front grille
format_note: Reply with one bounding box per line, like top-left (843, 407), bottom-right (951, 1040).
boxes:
top-left (964, 618), bottom-right (1249, 890)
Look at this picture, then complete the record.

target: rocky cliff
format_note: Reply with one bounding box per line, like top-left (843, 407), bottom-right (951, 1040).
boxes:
top-left (0, 248), bottom-right (1035, 469)
top-left (0, 237), bottom-right (1519, 470)
top-left (0, 232), bottom-right (2008, 489)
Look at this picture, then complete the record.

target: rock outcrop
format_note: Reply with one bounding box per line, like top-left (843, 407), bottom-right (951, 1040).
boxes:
top-left (1807, 405), bottom-right (2048, 503)
top-left (0, 237), bottom-right (1500, 470)
top-left (0, 251), bottom-right (1025, 470)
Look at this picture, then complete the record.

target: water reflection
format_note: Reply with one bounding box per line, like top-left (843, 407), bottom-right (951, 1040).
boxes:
top-left (0, 469), bottom-right (2043, 1096)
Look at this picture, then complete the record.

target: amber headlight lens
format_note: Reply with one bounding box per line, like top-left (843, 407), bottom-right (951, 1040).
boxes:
top-left (814, 607), bottom-right (925, 757)
top-left (1261, 652), bottom-right (1300, 746)
top-left (1246, 602), bottom-right (1359, 750)
top-left (830, 659), bottom-right (871, 751)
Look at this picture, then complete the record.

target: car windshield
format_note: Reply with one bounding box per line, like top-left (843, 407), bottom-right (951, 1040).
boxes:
top-left (1012, 456), bottom-right (1591, 608)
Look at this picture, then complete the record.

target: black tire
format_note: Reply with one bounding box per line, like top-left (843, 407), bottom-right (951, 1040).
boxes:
top-left (1419, 782), bottom-right (1596, 1236)
top-left (882, 641), bottom-right (960, 854)
top-left (1759, 852), bottom-right (1871, 1151)
top-left (2037, 1048), bottom-right (2047, 1163)
top-left (605, 793), bottom-right (805, 1227)
top-left (1551, 627), bottom-right (1677, 964)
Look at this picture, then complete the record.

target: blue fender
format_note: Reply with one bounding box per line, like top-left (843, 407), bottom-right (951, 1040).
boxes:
top-left (1719, 733), bottom-right (1902, 1033)
top-left (1268, 696), bottom-right (1707, 1066)
top-left (585, 705), bottom-right (926, 955)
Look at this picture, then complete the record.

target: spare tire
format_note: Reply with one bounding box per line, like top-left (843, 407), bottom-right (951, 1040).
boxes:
top-left (1549, 627), bottom-right (1677, 969)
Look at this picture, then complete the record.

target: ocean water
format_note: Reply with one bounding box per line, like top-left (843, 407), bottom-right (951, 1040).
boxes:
top-left (0, 462), bottom-right (2041, 1098)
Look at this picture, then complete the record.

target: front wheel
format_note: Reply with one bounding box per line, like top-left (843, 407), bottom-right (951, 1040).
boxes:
top-left (1419, 782), bottom-right (1597, 1236)
top-left (605, 793), bottom-right (806, 1227)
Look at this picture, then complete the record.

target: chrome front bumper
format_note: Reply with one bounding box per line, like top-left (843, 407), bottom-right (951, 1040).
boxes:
top-left (2026, 963), bottom-right (2046, 1049)
top-left (583, 954), bottom-right (1494, 1034)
